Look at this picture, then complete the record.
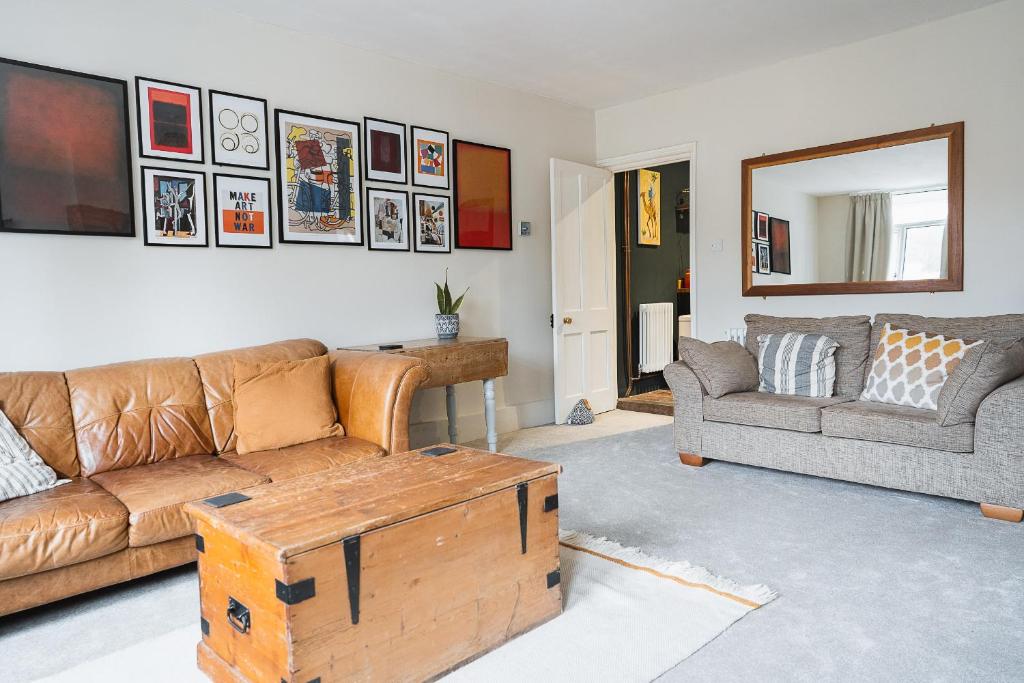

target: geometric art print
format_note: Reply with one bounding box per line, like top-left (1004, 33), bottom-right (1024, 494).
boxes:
top-left (860, 323), bottom-right (982, 410)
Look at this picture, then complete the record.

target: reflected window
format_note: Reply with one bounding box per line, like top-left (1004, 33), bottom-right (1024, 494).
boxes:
top-left (890, 189), bottom-right (947, 280)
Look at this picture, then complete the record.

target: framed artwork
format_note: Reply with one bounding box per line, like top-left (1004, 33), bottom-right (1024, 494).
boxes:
top-left (209, 90), bottom-right (269, 170)
top-left (140, 166), bottom-right (208, 247)
top-left (453, 140), bottom-right (511, 250)
top-left (366, 188), bottom-right (409, 251)
top-left (136, 77), bottom-right (203, 163)
top-left (755, 240), bottom-right (771, 274)
top-left (364, 117), bottom-right (407, 184)
top-left (213, 173), bottom-right (272, 248)
top-left (754, 211), bottom-right (770, 241)
top-left (275, 109), bottom-right (361, 245)
top-left (410, 125), bottom-right (450, 189)
top-left (413, 193), bottom-right (451, 253)
top-left (637, 168), bottom-right (661, 246)
top-left (769, 217), bottom-right (791, 274)
top-left (0, 57), bottom-right (134, 237)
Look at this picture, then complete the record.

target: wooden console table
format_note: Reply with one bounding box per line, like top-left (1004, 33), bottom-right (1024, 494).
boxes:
top-left (339, 337), bottom-right (509, 451)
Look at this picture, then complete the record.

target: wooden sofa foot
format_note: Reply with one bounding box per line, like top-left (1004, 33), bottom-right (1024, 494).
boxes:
top-left (980, 503), bottom-right (1023, 523)
top-left (679, 452), bottom-right (706, 467)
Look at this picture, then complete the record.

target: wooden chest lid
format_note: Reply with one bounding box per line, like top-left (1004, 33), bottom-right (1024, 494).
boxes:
top-left (184, 445), bottom-right (559, 560)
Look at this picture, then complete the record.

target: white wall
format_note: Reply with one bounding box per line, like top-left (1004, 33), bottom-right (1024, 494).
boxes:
top-left (750, 176), bottom-right (818, 285)
top-left (816, 195), bottom-right (852, 282)
top-left (0, 0), bottom-right (596, 445)
top-left (596, 0), bottom-right (1024, 340)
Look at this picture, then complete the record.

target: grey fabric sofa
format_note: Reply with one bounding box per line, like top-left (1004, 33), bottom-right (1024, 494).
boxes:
top-left (665, 313), bottom-right (1024, 521)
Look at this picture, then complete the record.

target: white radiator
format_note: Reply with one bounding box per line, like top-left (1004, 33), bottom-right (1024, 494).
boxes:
top-left (639, 302), bottom-right (675, 373)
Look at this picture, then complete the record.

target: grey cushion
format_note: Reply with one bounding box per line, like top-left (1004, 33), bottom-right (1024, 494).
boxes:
top-left (678, 338), bottom-right (758, 398)
top-left (821, 400), bottom-right (974, 453)
top-left (937, 339), bottom-right (1024, 426)
top-left (703, 391), bottom-right (853, 433)
top-left (745, 314), bottom-right (871, 398)
top-left (870, 314), bottom-right (1024, 363)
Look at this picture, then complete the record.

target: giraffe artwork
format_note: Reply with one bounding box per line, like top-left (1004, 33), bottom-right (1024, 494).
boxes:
top-left (638, 167), bottom-right (661, 246)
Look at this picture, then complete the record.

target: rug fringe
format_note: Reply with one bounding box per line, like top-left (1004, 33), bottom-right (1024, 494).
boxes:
top-left (559, 530), bottom-right (777, 607)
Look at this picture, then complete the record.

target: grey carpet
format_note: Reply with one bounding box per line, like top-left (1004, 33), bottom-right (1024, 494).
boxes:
top-left (3, 425), bottom-right (1023, 681)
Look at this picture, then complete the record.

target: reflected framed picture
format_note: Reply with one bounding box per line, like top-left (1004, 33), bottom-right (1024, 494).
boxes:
top-left (364, 117), bottom-right (407, 184)
top-left (136, 77), bottom-right (203, 163)
top-left (754, 240), bottom-right (771, 274)
top-left (413, 192), bottom-right (450, 253)
top-left (410, 125), bottom-right (450, 189)
top-left (753, 211), bottom-right (770, 241)
top-left (769, 217), bottom-right (791, 274)
top-left (140, 166), bottom-right (208, 247)
top-left (0, 57), bottom-right (134, 237)
top-left (366, 187), bottom-right (409, 251)
top-left (209, 90), bottom-right (269, 170)
top-left (453, 139), bottom-right (511, 250)
top-left (213, 173), bottom-right (272, 248)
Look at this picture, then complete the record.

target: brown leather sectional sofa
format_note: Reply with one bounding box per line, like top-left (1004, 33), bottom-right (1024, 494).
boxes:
top-left (0, 339), bottom-right (428, 616)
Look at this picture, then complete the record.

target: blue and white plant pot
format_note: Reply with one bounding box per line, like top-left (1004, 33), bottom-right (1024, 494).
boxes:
top-left (435, 314), bottom-right (460, 340)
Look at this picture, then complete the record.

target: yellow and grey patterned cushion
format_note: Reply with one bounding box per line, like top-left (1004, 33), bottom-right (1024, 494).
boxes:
top-left (860, 323), bottom-right (982, 410)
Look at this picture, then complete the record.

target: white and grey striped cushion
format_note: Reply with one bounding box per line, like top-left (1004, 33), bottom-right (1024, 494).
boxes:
top-left (0, 408), bottom-right (69, 502)
top-left (757, 333), bottom-right (840, 398)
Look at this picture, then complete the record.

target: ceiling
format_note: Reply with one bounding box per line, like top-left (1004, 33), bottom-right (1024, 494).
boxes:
top-left (218, 0), bottom-right (999, 109)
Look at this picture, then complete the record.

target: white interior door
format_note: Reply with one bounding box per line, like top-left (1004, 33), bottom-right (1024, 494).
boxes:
top-left (550, 158), bottom-right (617, 424)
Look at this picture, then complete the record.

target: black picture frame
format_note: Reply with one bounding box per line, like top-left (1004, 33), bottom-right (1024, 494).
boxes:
top-left (753, 210), bottom-right (770, 241)
top-left (212, 172), bottom-right (273, 249)
top-left (409, 124), bottom-right (451, 190)
top-left (139, 165), bottom-right (209, 248)
top-left (453, 139), bottom-right (512, 251)
top-left (412, 192), bottom-right (452, 254)
top-left (363, 116), bottom-right (408, 185)
top-left (135, 76), bottom-right (205, 164)
top-left (754, 240), bottom-right (771, 274)
top-left (365, 187), bottom-right (410, 252)
top-left (0, 57), bottom-right (135, 238)
top-left (208, 89), bottom-right (270, 170)
top-left (274, 108), bottom-right (363, 246)
top-left (769, 217), bottom-right (791, 274)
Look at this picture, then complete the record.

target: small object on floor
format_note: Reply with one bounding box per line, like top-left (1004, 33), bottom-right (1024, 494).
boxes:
top-left (566, 398), bottom-right (595, 425)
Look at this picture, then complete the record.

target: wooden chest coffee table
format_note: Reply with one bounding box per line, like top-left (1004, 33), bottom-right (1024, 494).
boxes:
top-left (185, 445), bottom-right (562, 683)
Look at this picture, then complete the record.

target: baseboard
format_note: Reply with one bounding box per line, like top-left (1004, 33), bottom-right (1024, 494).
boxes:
top-left (409, 397), bottom-right (554, 448)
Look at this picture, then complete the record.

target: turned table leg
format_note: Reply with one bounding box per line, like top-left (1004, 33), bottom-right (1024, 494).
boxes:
top-left (445, 385), bottom-right (458, 444)
top-left (483, 378), bottom-right (497, 452)
top-left (980, 503), bottom-right (1023, 523)
top-left (679, 452), bottom-right (706, 467)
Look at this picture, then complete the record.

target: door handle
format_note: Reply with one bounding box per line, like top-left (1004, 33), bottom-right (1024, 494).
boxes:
top-left (563, 316), bottom-right (573, 325)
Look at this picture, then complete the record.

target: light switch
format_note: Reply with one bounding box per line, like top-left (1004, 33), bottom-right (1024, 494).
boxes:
top-left (520, 221), bottom-right (531, 236)
top-left (710, 239), bottom-right (724, 252)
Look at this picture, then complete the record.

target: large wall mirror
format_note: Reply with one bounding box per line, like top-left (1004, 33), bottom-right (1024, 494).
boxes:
top-left (741, 122), bottom-right (963, 296)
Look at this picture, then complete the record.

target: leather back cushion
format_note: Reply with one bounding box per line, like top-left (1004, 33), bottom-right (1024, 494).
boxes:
top-left (193, 339), bottom-right (327, 453)
top-left (66, 358), bottom-right (214, 476)
top-left (0, 372), bottom-right (80, 478)
top-left (744, 314), bottom-right (872, 397)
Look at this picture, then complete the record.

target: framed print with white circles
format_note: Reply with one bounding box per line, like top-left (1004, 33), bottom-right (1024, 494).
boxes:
top-left (209, 90), bottom-right (269, 170)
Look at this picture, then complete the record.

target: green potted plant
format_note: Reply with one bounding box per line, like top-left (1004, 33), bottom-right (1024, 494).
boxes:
top-left (435, 270), bottom-right (468, 340)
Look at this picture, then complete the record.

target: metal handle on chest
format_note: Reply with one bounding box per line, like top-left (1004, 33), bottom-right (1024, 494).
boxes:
top-left (226, 596), bottom-right (251, 634)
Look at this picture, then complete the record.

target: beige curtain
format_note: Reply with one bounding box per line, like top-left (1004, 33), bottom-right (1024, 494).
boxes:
top-left (846, 192), bottom-right (892, 282)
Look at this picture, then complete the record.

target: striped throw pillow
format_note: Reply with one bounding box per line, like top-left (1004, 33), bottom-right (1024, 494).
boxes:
top-left (757, 333), bottom-right (840, 397)
top-left (0, 408), bottom-right (69, 502)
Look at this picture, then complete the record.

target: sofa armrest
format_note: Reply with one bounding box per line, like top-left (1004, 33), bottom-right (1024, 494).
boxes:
top-left (664, 360), bottom-right (707, 455)
top-left (975, 375), bottom-right (1024, 460)
top-left (330, 350), bottom-right (430, 455)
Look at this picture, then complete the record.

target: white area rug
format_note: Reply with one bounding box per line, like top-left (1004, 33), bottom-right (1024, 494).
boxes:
top-left (34, 531), bottom-right (775, 683)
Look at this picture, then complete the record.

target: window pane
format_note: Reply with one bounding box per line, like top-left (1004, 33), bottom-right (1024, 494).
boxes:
top-left (892, 189), bottom-right (947, 224)
top-left (901, 224), bottom-right (945, 280)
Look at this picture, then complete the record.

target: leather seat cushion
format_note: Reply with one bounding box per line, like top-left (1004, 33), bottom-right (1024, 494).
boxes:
top-left (703, 392), bottom-right (853, 432)
top-left (821, 400), bottom-right (974, 453)
top-left (0, 478), bottom-right (128, 580)
top-left (222, 435), bottom-right (385, 482)
top-left (90, 455), bottom-right (268, 547)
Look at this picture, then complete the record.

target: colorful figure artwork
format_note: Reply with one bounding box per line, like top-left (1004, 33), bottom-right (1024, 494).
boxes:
top-left (213, 174), bottom-right (272, 248)
top-left (638, 168), bottom-right (661, 246)
top-left (413, 193), bottom-right (451, 253)
top-left (140, 166), bottom-right (207, 246)
top-left (136, 77), bottom-right (203, 163)
top-left (0, 57), bottom-right (134, 236)
top-left (276, 110), bottom-right (361, 245)
top-left (410, 125), bottom-right (451, 189)
top-left (366, 188), bottom-right (409, 251)
top-left (364, 117), bottom-right (407, 184)
top-left (210, 90), bottom-right (269, 169)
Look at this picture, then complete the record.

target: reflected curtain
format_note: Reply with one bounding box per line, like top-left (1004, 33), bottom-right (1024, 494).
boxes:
top-left (846, 192), bottom-right (892, 282)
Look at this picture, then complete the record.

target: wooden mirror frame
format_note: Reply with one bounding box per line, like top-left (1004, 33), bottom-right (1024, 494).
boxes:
top-left (741, 121), bottom-right (964, 296)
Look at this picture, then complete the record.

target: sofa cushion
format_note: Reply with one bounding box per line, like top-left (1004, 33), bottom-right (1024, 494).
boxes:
top-left (0, 477), bottom-right (128, 580)
top-left (194, 339), bottom-right (327, 454)
top-left (90, 455), bottom-right (267, 546)
top-left (870, 314), bottom-right (1024, 369)
top-left (1, 407), bottom-right (69, 503)
top-left (222, 435), bottom-right (385, 482)
top-left (677, 338), bottom-right (758, 398)
top-left (66, 358), bottom-right (215, 476)
top-left (821, 401), bottom-right (974, 453)
top-left (938, 339), bottom-right (1024, 426)
top-left (703, 392), bottom-right (853, 432)
top-left (0, 371), bottom-right (79, 477)
top-left (745, 315), bottom-right (871, 397)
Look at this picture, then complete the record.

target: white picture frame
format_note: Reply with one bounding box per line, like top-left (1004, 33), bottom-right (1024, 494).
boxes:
top-left (410, 125), bottom-right (450, 189)
top-left (209, 90), bottom-right (269, 170)
top-left (213, 173), bottom-right (272, 248)
top-left (364, 117), bottom-right (407, 184)
top-left (136, 77), bottom-right (203, 163)
top-left (412, 193), bottom-right (451, 253)
top-left (140, 166), bottom-right (208, 247)
top-left (366, 188), bottom-right (410, 251)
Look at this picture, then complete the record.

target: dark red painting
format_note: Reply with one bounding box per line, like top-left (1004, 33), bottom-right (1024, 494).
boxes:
top-left (370, 129), bottom-right (402, 174)
top-left (453, 140), bottom-right (512, 250)
top-left (0, 58), bottom-right (133, 236)
top-left (148, 87), bottom-right (192, 154)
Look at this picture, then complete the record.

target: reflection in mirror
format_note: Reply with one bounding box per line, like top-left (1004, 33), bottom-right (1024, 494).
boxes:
top-left (750, 138), bottom-right (949, 286)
